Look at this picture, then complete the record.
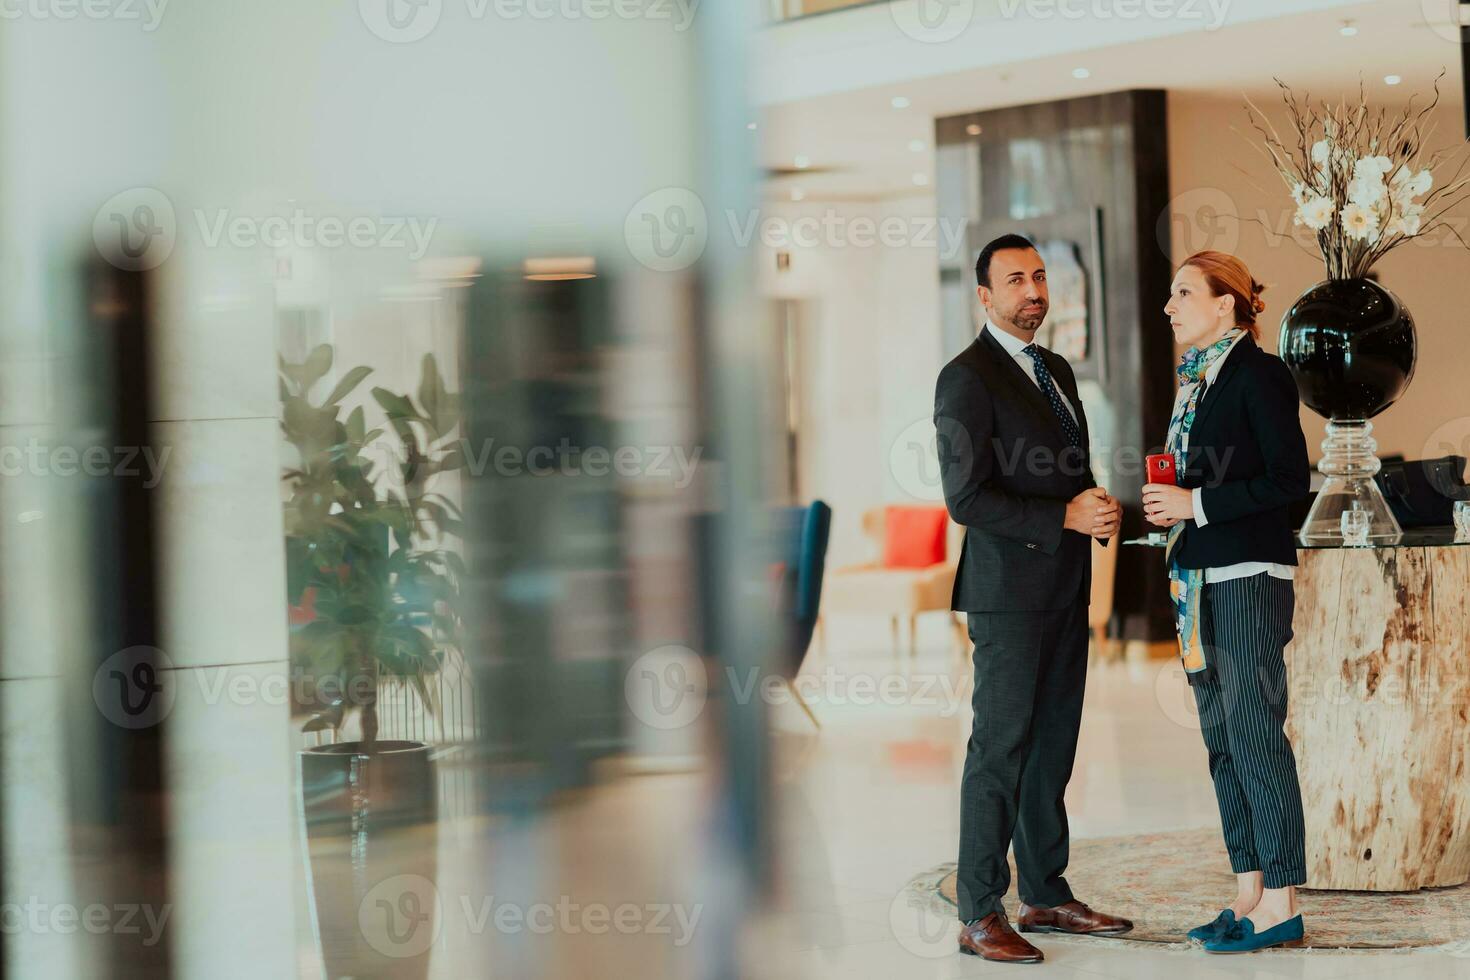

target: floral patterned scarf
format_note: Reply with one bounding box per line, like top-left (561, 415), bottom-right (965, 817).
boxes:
top-left (1165, 328), bottom-right (1242, 679)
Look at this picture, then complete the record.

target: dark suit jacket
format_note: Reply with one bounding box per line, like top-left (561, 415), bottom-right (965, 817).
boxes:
top-left (933, 326), bottom-right (1101, 613)
top-left (1172, 334), bottom-right (1311, 568)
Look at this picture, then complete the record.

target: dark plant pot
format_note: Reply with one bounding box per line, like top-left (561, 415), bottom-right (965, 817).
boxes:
top-left (1278, 277), bottom-right (1417, 420)
top-left (300, 740), bottom-right (438, 980)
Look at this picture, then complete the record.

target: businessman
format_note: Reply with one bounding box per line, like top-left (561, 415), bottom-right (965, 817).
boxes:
top-left (934, 234), bottom-right (1130, 964)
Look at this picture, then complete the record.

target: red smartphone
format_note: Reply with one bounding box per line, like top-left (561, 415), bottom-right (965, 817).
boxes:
top-left (1145, 452), bottom-right (1177, 486)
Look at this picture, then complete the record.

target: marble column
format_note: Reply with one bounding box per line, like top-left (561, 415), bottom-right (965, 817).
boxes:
top-left (148, 242), bottom-right (298, 980)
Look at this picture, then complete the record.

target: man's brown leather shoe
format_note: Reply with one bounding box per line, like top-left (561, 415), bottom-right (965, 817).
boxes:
top-left (957, 912), bottom-right (1044, 963)
top-left (1017, 900), bottom-right (1133, 936)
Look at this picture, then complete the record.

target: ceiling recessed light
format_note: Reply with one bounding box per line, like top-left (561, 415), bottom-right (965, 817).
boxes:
top-left (913, 172), bottom-right (930, 186)
top-left (794, 155), bottom-right (810, 169)
top-left (790, 188), bottom-right (806, 202)
top-left (966, 123), bottom-right (983, 136)
top-left (908, 139), bottom-right (926, 152)
top-left (1340, 21), bottom-right (1357, 36)
top-left (1385, 74), bottom-right (1402, 85)
top-left (1072, 67), bottom-right (1090, 79)
top-left (891, 96), bottom-right (911, 109)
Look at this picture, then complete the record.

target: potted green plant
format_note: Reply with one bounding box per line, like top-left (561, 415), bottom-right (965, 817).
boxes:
top-left (280, 344), bottom-right (465, 980)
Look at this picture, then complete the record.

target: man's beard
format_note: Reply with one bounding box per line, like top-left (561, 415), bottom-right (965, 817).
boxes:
top-left (1007, 302), bottom-right (1047, 332)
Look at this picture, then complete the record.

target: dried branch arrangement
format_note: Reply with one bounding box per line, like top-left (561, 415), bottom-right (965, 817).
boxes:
top-left (1244, 74), bottom-right (1470, 279)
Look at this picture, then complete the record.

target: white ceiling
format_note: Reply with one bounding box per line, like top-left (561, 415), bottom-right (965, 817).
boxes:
top-left (757, 0), bottom-right (1466, 199)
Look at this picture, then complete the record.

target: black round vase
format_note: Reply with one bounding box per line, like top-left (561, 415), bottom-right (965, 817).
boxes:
top-left (1277, 278), bottom-right (1417, 420)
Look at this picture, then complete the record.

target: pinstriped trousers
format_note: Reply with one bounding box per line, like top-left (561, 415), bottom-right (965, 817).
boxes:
top-left (1192, 572), bottom-right (1307, 889)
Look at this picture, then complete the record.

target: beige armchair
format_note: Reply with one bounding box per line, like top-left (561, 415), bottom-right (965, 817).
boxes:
top-left (818, 508), bottom-right (1121, 661)
top-left (817, 508), bottom-right (968, 658)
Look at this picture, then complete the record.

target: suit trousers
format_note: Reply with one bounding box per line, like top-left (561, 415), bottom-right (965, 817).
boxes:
top-left (1191, 572), bottom-right (1306, 889)
top-left (955, 594), bottom-right (1088, 921)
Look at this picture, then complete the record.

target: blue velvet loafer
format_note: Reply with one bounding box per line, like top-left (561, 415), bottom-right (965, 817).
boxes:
top-left (1203, 914), bottom-right (1305, 953)
top-left (1186, 908), bottom-right (1234, 945)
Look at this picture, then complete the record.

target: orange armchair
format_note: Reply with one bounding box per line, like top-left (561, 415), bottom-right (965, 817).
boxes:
top-left (817, 507), bottom-right (967, 658)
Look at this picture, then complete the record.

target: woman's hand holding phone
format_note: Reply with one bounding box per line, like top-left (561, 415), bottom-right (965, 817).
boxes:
top-left (1142, 482), bottom-right (1193, 527)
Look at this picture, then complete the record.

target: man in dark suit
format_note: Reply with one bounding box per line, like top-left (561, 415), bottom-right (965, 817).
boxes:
top-left (934, 234), bottom-right (1131, 964)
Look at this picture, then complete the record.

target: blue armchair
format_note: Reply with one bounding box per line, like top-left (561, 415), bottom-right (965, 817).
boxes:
top-left (769, 500), bottom-right (831, 727)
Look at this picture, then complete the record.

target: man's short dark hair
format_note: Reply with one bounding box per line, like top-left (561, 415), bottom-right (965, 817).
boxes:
top-left (975, 233), bottom-right (1037, 288)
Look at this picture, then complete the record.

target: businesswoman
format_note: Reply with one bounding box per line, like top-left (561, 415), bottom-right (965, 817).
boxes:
top-left (1142, 250), bottom-right (1311, 954)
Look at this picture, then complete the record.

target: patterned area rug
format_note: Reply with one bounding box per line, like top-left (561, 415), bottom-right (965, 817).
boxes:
top-left (903, 828), bottom-right (1470, 949)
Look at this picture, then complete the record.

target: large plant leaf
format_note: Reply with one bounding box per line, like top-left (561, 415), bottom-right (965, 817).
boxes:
top-left (302, 344), bottom-right (334, 391)
top-left (324, 365), bottom-right (373, 406)
top-left (345, 406), bottom-right (365, 445)
top-left (371, 387), bottom-right (421, 422)
top-left (281, 344), bottom-right (334, 395)
top-left (282, 395), bottom-right (338, 459)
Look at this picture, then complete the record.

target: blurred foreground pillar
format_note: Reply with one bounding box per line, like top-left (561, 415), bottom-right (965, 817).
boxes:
top-left (147, 246), bottom-right (298, 980)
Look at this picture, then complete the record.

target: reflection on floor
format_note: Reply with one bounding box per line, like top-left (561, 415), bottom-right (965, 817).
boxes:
top-left (317, 616), bottom-right (1470, 979)
top-left (753, 616), bottom-right (1469, 979)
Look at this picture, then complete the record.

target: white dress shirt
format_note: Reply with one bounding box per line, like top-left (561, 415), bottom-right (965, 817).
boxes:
top-left (1182, 333), bottom-right (1294, 584)
top-left (983, 321), bottom-right (1078, 423)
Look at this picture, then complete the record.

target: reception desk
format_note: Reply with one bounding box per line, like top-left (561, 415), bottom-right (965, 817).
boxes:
top-left (1129, 530), bottom-right (1470, 891)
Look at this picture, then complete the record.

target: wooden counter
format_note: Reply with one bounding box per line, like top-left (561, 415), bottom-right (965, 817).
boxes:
top-left (1126, 530), bottom-right (1470, 890)
top-left (1288, 538), bottom-right (1470, 890)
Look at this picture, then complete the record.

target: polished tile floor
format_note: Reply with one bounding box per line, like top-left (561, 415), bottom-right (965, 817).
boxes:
top-left (361, 616), bottom-right (1468, 979)
top-left (753, 616), bottom-right (1470, 979)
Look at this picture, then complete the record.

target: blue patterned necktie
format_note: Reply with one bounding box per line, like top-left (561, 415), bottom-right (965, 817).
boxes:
top-left (1021, 344), bottom-right (1082, 448)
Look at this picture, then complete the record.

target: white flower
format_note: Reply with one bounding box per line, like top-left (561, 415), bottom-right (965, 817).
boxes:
top-left (1340, 202), bottom-right (1380, 241)
top-left (1353, 155), bottom-right (1394, 181)
top-left (1295, 195), bottom-right (1335, 230)
top-left (1311, 140), bottom-right (1331, 169)
top-left (1390, 166), bottom-right (1433, 204)
top-left (1384, 214), bottom-right (1420, 237)
top-left (1347, 173), bottom-right (1386, 208)
top-left (1291, 181), bottom-right (1309, 205)
top-left (1385, 203), bottom-right (1425, 237)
